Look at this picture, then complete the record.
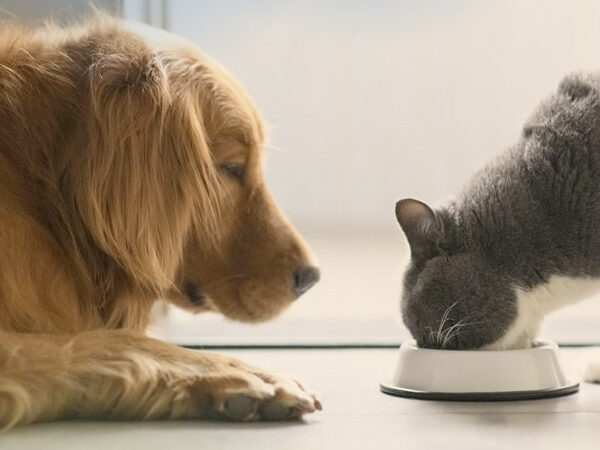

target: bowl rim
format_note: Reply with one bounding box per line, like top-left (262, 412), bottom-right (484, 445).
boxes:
top-left (401, 339), bottom-right (558, 354)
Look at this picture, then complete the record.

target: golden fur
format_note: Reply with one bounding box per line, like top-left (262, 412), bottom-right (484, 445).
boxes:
top-left (0, 17), bottom-right (320, 429)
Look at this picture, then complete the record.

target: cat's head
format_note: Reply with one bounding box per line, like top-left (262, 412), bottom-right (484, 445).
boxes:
top-left (395, 198), bottom-right (522, 350)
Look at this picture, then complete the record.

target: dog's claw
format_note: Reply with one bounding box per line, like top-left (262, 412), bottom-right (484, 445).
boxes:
top-left (313, 397), bottom-right (323, 411)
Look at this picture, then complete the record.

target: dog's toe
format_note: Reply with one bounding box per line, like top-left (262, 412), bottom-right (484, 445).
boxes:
top-left (259, 401), bottom-right (294, 421)
top-left (223, 394), bottom-right (261, 420)
top-left (195, 356), bottom-right (320, 421)
top-left (251, 372), bottom-right (319, 420)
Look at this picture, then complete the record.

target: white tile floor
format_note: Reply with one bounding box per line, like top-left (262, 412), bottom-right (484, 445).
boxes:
top-left (4, 347), bottom-right (600, 450)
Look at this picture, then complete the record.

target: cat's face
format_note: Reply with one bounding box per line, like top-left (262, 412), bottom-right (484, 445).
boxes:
top-left (396, 199), bottom-right (519, 349)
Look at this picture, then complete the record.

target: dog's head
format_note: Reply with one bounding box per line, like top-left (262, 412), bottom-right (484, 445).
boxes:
top-left (69, 21), bottom-right (318, 323)
top-left (166, 51), bottom-right (321, 322)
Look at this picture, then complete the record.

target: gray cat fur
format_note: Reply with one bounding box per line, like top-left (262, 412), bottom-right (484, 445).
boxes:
top-left (396, 73), bottom-right (600, 350)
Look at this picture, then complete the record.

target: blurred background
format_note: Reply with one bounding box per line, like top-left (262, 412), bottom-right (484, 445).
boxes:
top-left (2, 0), bottom-right (600, 345)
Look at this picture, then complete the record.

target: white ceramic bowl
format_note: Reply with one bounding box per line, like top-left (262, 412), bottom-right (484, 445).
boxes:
top-left (380, 340), bottom-right (578, 401)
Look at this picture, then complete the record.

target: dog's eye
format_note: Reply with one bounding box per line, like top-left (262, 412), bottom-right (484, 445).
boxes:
top-left (220, 163), bottom-right (245, 181)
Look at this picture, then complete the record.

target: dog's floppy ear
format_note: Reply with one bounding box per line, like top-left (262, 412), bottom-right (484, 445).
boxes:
top-left (72, 48), bottom-right (221, 292)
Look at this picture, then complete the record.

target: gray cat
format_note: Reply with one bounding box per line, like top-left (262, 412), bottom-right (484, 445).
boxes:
top-left (395, 73), bottom-right (600, 382)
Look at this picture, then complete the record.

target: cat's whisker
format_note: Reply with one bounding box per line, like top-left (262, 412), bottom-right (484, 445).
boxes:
top-left (427, 327), bottom-right (438, 345)
top-left (441, 320), bottom-right (465, 348)
top-left (436, 301), bottom-right (459, 347)
top-left (441, 318), bottom-right (488, 348)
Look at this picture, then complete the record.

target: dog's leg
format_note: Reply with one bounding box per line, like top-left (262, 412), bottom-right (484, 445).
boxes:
top-left (0, 329), bottom-right (321, 429)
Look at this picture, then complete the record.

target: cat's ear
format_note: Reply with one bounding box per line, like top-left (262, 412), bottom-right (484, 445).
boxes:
top-left (395, 199), bottom-right (442, 260)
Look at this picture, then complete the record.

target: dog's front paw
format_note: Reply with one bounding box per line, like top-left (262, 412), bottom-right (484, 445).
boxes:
top-left (190, 354), bottom-right (321, 421)
top-left (249, 369), bottom-right (322, 420)
top-left (583, 360), bottom-right (600, 384)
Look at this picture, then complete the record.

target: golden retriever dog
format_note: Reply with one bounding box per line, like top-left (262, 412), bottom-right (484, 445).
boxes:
top-left (0, 16), bottom-right (321, 429)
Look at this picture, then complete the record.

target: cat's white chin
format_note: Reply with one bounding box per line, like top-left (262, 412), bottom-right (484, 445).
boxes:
top-left (481, 334), bottom-right (534, 351)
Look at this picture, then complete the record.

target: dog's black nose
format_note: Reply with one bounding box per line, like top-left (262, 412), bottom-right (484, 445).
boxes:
top-left (293, 266), bottom-right (320, 298)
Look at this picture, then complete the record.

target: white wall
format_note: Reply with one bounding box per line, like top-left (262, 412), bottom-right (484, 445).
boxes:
top-left (165, 0), bottom-right (600, 234)
top-left (5, 0), bottom-right (600, 233)
top-left (0, 0), bottom-right (121, 22)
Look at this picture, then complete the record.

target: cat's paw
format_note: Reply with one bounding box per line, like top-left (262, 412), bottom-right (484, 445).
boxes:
top-left (583, 360), bottom-right (600, 384)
